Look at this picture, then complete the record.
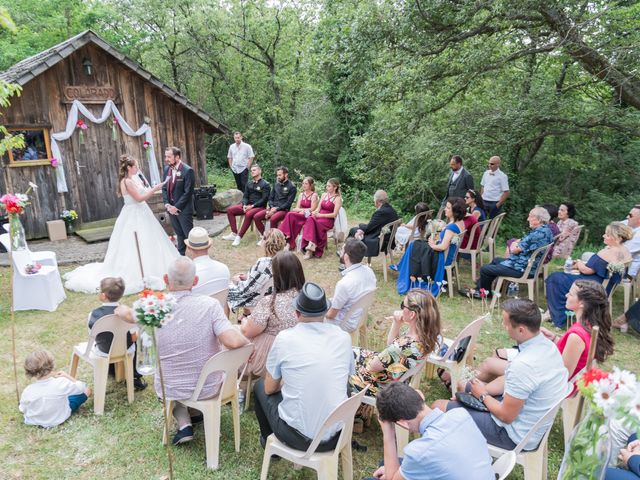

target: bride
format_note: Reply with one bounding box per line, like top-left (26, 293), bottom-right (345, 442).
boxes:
top-left (64, 155), bottom-right (179, 294)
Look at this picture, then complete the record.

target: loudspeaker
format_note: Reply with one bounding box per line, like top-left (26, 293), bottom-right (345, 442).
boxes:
top-left (194, 195), bottom-right (214, 220)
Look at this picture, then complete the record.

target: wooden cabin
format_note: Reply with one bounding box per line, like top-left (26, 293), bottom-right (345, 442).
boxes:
top-left (0, 30), bottom-right (228, 238)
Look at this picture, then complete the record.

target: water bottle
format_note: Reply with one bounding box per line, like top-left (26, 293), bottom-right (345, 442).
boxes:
top-left (564, 257), bottom-right (573, 274)
top-left (507, 282), bottom-right (519, 297)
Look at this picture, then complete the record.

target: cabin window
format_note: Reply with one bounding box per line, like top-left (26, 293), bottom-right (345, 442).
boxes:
top-left (5, 128), bottom-right (53, 167)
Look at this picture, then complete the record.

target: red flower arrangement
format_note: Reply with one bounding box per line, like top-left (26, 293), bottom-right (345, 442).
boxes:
top-left (143, 141), bottom-right (151, 150)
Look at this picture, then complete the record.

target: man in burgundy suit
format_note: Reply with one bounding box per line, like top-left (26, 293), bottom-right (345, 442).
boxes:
top-left (162, 146), bottom-right (195, 255)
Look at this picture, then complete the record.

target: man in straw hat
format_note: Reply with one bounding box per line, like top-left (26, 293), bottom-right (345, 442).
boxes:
top-left (185, 227), bottom-right (230, 297)
top-left (253, 282), bottom-right (354, 452)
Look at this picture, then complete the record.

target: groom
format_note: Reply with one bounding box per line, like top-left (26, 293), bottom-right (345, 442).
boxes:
top-left (162, 146), bottom-right (195, 256)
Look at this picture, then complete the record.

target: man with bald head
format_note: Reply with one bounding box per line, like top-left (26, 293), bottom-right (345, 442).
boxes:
top-left (347, 189), bottom-right (399, 258)
top-left (480, 156), bottom-right (509, 218)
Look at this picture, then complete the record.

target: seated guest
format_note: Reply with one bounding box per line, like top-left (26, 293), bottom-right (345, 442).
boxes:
top-left (300, 178), bottom-right (342, 259)
top-left (363, 382), bottom-right (494, 480)
top-left (432, 298), bottom-right (569, 451)
top-left (325, 239), bottom-right (377, 333)
top-left (613, 297), bottom-right (640, 334)
top-left (253, 166), bottom-right (297, 244)
top-left (347, 190), bottom-right (399, 258)
top-left (397, 197), bottom-right (466, 297)
top-left (606, 434), bottom-right (640, 480)
top-left (475, 280), bottom-right (613, 393)
top-left (394, 202), bottom-right (431, 249)
top-left (542, 203), bottom-right (561, 261)
top-left (553, 202), bottom-right (580, 259)
top-left (227, 229), bottom-right (286, 314)
top-left (464, 207), bottom-right (554, 299)
top-left (350, 289), bottom-right (441, 397)
top-left (460, 210), bottom-right (479, 250)
top-left (185, 227), bottom-right (230, 297)
top-left (240, 251), bottom-right (304, 377)
top-left (120, 257), bottom-right (249, 445)
top-left (278, 176), bottom-right (319, 250)
top-left (89, 277), bottom-right (146, 391)
top-left (19, 350), bottom-right (91, 428)
top-left (253, 282), bottom-right (354, 452)
top-left (622, 204), bottom-right (640, 278)
top-left (546, 222), bottom-right (632, 327)
top-left (223, 164), bottom-right (271, 247)
top-left (465, 189), bottom-right (487, 221)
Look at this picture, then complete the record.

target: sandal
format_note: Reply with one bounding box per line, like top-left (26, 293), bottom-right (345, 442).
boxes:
top-left (437, 368), bottom-right (452, 390)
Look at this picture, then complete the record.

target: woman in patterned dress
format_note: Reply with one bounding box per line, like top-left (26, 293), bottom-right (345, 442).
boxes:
top-left (240, 251), bottom-right (305, 377)
top-left (278, 176), bottom-right (319, 250)
top-left (349, 289), bottom-right (442, 397)
top-left (300, 178), bottom-right (343, 259)
top-left (553, 202), bottom-right (580, 259)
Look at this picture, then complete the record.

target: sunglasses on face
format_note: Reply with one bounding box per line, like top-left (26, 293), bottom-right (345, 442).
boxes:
top-left (400, 301), bottom-right (418, 312)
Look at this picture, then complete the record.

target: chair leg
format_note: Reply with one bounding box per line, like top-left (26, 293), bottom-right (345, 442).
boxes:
top-left (114, 361), bottom-right (125, 382)
top-left (245, 372), bottom-right (253, 411)
top-left (359, 320), bottom-right (368, 350)
top-left (471, 253), bottom-right (477, 282)
top-left (340, 442), bottom-right (354, 480)
top-left (447, 268), bottom-right (454, 298)
top-left (203, 403), bottom-right (221, 469)
top-left (231, 394), bottom-right (241, 452)
top-left (382, 255), bottom-right (388, 282)
top-left (528, 281), bottom-right (535, 302)
top-left (162, 400), bottom-right (175, 445)
top-left (455, 264), bottom-right (461, 291)
top-left (395, 424), bottom-right (409, 457)
top-left (93, 360), bottom-right (109, 415)
top-left (124, 355), bottom-right (134, 404)
top-left (260, 438), bottom-right (273, 480)
top-left (522, 447), bottom-right (546, 480)
top-left (449, 365), bottom-right (461, 396)
top-left (69, 353), bottom-right (80, 377)
top-left (490, 278), bottom-right (504, 310)
top-left (317, 458), bottom-right (339, 480)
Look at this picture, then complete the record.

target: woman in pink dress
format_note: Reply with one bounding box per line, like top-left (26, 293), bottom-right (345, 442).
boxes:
top-left (301, 178), bottom-right (342, 259)
top-left (278, 176), bottom-right (320, 250)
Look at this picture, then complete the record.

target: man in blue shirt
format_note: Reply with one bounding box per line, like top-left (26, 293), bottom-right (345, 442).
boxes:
top-left (464, 206), bottom-right (553, 298)
top-left (364, 382), bottom-right (494, 480)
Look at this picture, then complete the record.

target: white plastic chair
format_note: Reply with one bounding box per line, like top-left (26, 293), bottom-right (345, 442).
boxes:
top-left (336, 289), bottom-right (377, 348)
top-left (0, 228), bottom-right (58, 267)
top-left (327, 207), bottom-right (349, 251)
top-left (425, 313), bottom-right (489, 396)
top-left (457, 219), bottom-right (492, 281)
top-left (367, 218), bottom-right (402, 282)
top-left (210, 288), bottom-right (229, 308)
top-left (483, 212), bottom-right (507, 262)
top-left (487, 394), bottom-right (567, 480)
top-left (162, 344), bottom-right (253, 470)
top-left (492, 451), bottom-right (517, 480)
top-left (69, 314), bottom-right (136, 415)
top-left (603, 261), bottom-right (632, 316)
top-left (443, 231), bottom-right (466, 298)
top-left (8, 247), bottom-right (66, 311)
top-left (260, 387), bottom-right (368, 480)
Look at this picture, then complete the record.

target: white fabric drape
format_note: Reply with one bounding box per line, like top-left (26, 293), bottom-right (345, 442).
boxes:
top-left (50, 100), bottom-right (160, 193)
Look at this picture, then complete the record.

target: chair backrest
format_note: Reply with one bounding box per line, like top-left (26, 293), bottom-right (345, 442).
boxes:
top-left (444, 231), bottom-right (466, 267)
top-left (519, 243), bottom-right (553, 280)
top-left (378, 219), bottom-right (402, 255)
top-left (511, 393), bottom-right (567, 454)
top-left (190, 343), bottom-right (253, 402)
top-left (435, 206), bottom-right (444, 220)
top-left (440, 313), bottom-right (489, 363)
top-left (84, 314), bottom-right (134, 358)
top-left (399, 357), bottom-right (427, 388)
top-left (339, 288), bottom-right (376, 333)
top-left (210, 288), bottom-right (229, 307)
top-left (603, 260), bottom-right (632, 300)
top-left (10, 249), bottom-right (37, 276)
top-left (492, 451), bottom-right (517, 480)
top-left (2, 223), bottom-right (9, 233)
top-left (484, 212), bottom-right (507, 247)
top-left (408, 210), bottom-right (433, 242)
top-left (334, 207), bottom-right (349, 242)
top-left (459, 219), bottom-right (492, 253)
top-left (303, 387), bottom-right (368, 458)
top-left (0, 233), bottom-right (10, 252)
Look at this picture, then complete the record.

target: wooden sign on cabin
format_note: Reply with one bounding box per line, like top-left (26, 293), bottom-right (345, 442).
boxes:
top-left (63, 85), bottom-right (118, 104)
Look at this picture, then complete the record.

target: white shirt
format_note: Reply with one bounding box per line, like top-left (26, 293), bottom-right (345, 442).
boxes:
top-left (480, 168), bottom-right (509, 202)
top-left (227, 141), bottom-right (255, 174)
top-left (326, 263), bottom-right (377, 332)
top-left (450, 169), bottom-right (462, 183)
top-left (191, 255), bottom-right (231, 296)
top-left (19, 377), bottom-right (87, 428)
top-left (267, 322), bottom-right (354, 440)
top-left (622, 220), bottom-right (640, 277)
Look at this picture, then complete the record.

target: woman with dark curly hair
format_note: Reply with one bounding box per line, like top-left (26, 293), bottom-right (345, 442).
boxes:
top-left (554, 202), bottom-right (580, 258)
top-left (396, 197), bottom-right (467, 297)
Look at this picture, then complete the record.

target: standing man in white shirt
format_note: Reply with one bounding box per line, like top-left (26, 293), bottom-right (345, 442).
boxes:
top-left (622, 204), bottom-right (640, 278)
top-left (325, 238), bottom-right (377, 333)
top-left (227, 131), bottom-right (255, 192)
top-left (185, 227), bottom-right (230, 297)
top-left (480, 155), bottom-right (510, 218)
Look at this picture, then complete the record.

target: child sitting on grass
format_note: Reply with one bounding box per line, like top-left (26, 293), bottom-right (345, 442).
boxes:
top-left (19, 349), bottom-right (91, 428)
top-left (88, 276), bottom-right (146, 391)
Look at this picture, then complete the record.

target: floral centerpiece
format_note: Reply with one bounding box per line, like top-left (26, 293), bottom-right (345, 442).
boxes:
top-left (0, 182), bottom-right (37, 250)
top-left (60, 209), bottom-right (78, 234)
top-left (111, 116), bottom-right (119, 141)
top-left (132, 289), bottom-right (176, 374)
top-left (76, 119), bottom-right (88, 144)
top-left (559, 367), bottom-right (640, 479)
top-left (143, 140), bottom-right (151, 161)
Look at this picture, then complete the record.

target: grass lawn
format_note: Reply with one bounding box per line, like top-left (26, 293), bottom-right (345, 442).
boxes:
top-left (1, 221), bottom-right (638, 479)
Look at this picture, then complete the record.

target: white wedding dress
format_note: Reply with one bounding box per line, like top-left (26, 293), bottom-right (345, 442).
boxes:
top-left (64, 176), bottom-right (180, 295)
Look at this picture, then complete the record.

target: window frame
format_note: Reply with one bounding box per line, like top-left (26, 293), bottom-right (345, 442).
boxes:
top-left (5, 127), bottom-right (53, 167)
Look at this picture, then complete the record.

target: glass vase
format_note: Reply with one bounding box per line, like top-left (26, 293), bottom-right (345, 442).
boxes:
top-left (136, 326), bottom-right (156, 376)
top-left (8, 213), bottom-right (27, 251)
top-left (558, 407), bottom-right (612, 480)
top-left (65, 222), bottom-right (75, 235)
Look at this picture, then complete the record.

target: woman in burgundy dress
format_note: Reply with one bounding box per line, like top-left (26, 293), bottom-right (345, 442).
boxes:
top-left (301, 178), bottom-right (342, 259)
top-left (278, 176), bottom-right (320, 250)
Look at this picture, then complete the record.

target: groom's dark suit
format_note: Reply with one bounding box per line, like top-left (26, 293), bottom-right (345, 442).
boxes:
top-left (162, 161), bottom-right (195, 255)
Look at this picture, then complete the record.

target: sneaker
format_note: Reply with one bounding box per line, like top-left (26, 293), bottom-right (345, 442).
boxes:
top-left (389, 264), bottom-right (398, 272)
top-left (172, 426), bottom-right (194, 445)
top-left (256, 239), bottom-right (264, 247)
top-left (190, 414), bottom-right (204, 425)
top-left (134, 378), bottom-right (148, 391)
top-left (232, 236), bottom-right (242, 247)
top-left (303, 251), bottom-right (313, 260)
top-left (222, 233), bottom-right (237, 241)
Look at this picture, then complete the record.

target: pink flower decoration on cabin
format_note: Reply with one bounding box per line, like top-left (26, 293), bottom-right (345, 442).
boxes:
top-left (143, 141), bottom-right (151, 150)
top-left (50, 158), bottom-right (59, 168)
